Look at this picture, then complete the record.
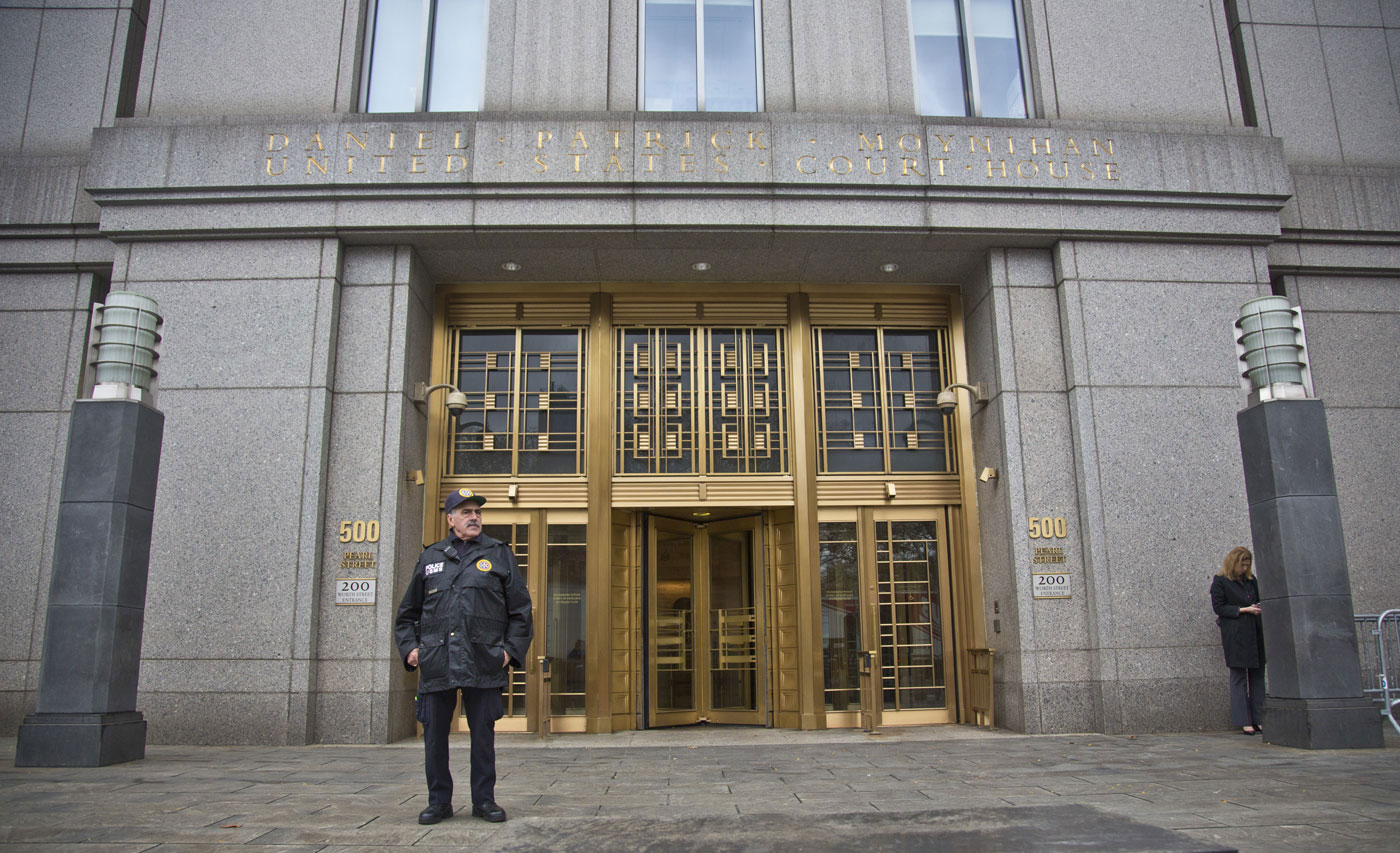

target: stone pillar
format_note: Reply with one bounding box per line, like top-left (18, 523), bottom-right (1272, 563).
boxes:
top-left (1237, 398), bottom-right (1382, 749)
top-left (15, 399), bottom-right (164, 766)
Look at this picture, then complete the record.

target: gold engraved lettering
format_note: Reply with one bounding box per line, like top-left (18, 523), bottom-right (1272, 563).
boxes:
top-left (858, 133), bottom-right (885, 151)
top-left (986, 159), bottom-right (1008, 179)
top-left (445, 154), bottom-right (468, 173)
top-left (605, 154), bottom-right (625, 173)
top-left (266, 156), bottom-right (287, 175)
top-left (932, 134), bottom-right (953, 153)
top-left (898, 134), bottom-right (922, 152)
top-left (569, 152), bottom-right (587, 172)
top-left (829, 155), bottom-right (853, 175)
top-left (306, 133), bottom-right (325, 151)
top-left (537, 130), bottom-right (553, 149)
top-left (267, 133), bottom-right (289, 152)
top-left (307, 156), bottom-right (328, 175)
top-left (1047, 160), bottom-right (1068, 179)
top-left (570, 130), bottom-right (588, 149)
top-left (609, 130), bottom-right (623, 148)
top-left (644, 130), bottom-right (667, 149)
top-left (645, 153), bottom-right (658, 172)
top-left (388, 132), bottom-right (397, 150)
top-left (747, 130), bottom-right (767, 150)
top-left (345, 131), bottom-right (366, 151)
top-left (680, 153), bottom-right (695, 172)
top-left (1080, 162), bottom-right (1094, 179)
top-left (453, 131), bottom-right (468, 149)
top-left (865, 156), bottom-right (887, 176)
top-left (901, 157), bottom-right (925, 177)
top-left (796, 155), bottom-right (817, 174)
top-left (535, 154), bottom-right (548, 173)
top-left (417, 131), bottom-right (433, 150)
top-left (1065, 138), bottom-right (1082, 155)
top-left (1029, 137), bottom-right (1051, 155)
top-left (931, 158), bottom-right (948, 176)
top-left (1016, 160), bottom-right (1038, 178)
top-left (711, 130), bottom-right (732, 150)
top-left (376, 154), bottom-right (392, 173)
top-left (411, 154), bottom-right (427, 173)
top-left (347, 155), bottom-right (355, 173)
top-left (684, 130), bottom-right (692, 149)
top-left (1092, 138), bottom-right (1113, 156)
top-left (1104, 162), bottom-right (1119, 180)
top-left (970, 136), bottom-right (992, 154)
top-left (1006, 137), bottom-right (1015, 155)
top-left (714, 154), bottom-right (728, 173)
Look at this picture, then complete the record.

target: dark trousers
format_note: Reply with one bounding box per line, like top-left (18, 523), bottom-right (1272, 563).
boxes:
top-left (1228, 666), bottom-right (1265, 727)
top-left (421, 686), bottom-right (503, 807)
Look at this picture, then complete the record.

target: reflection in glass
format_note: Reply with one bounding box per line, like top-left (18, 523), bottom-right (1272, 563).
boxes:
top-left (967, 0), bottom-right (1026, 118)
top-left (547, 524), bottom-right (587, 716)
top-left (819, 523), bottom-right (861, 711)
top-left (703, 0), bottom-right (758, 111)
top-left (366, 0), bottom-right (427, 112)
top-left (709, 530), bottom-right (756, 710)
top-left (911, 0), bottom-right (966, 117)
top-left (644, 0), bottom-right (698, 110)
top-left (655, 530), bottom-right (695, 712)
top-left (427, 0), bottom-right (488, 111)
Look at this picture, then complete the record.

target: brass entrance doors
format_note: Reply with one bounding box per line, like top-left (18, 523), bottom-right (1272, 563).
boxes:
top-left (648, 515), bottom-right (766, 727)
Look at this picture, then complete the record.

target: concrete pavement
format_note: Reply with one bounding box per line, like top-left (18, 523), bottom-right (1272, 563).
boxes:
top-left (1, 724), bottom-right (1396, 851)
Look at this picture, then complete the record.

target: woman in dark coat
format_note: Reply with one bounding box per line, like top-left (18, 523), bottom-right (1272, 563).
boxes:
top-left (1211, 546), bottom-right (1265, 734)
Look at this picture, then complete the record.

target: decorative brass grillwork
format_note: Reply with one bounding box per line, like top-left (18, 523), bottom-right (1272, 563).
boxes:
top-left (813, 328), bottom-right (953, 474)
top-left (875, 520), bottom-right (946, 711)
top-left (616, 327), bottom-right (789, 475)
top-left (450, 329), bottom-right (586, 476)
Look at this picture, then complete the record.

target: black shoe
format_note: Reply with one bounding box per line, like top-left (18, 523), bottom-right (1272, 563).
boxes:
top-left (418, 803), bottom-right (454, 825)
top-left (473, 801), bottom-right (507, 822)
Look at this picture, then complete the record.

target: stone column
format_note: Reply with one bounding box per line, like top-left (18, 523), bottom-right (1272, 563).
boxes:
top-left (1237, 398), bottom-right (1382, 749)
top-left (15, 399), bottom-right (163, 766)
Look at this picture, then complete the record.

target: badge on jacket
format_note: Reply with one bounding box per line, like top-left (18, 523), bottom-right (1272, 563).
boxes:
top-left (476, 559), bottom-right (492, 572)
top-left (425, 561), bottom-right (444, 576)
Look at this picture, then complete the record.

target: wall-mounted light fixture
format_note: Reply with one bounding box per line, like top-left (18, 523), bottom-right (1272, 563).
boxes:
top-left (978, 467), bottom-right (998, 483)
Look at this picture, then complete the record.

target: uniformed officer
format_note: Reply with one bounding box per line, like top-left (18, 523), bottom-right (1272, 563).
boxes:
top-left (395, 488), bottom-right (533, 825)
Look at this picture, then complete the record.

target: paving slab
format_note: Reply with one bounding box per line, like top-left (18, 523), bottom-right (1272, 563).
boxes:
top-left (2, 727), bottom-right (1397, 852)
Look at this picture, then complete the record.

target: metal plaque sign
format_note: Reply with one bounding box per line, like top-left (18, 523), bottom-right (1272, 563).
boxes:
top-left (335, 578), bottom-right (376, 605)
top-left (1032, 572), bottom-right (1071, 599)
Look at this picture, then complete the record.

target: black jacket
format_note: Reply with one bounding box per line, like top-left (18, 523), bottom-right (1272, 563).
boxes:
top-left (1211, 574), bottom-right (1265, 669)
top-left (394, 532), bottom-right (534, 693)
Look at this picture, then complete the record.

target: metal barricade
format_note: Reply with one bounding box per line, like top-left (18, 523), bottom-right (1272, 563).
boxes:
top-left (1354, 610), bottom-right (1400, 735)
top-left (966, 648), bottom-right (996, 728)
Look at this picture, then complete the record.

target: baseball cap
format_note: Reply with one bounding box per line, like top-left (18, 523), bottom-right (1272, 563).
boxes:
top-left (444, 488), bottom-right (487, 513)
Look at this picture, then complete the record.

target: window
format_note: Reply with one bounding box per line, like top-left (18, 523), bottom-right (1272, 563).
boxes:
top-left (910, 0), bottom-right (1029, 118)
top-left (362, 0), bottom-right (488, 112)
top-left (640, 0), bottom-right (763, 111)
top-left (813, 327), bottom-right (953, 474)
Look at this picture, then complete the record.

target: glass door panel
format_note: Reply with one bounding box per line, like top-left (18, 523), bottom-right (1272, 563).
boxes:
top-left (651, 519), bottom-right (698, 725)
top-left (704, 518), bottom-right (763, 724)
top-left (818, 521), bottom-right (861, 719)
top-left (875, 517), bottom-right (953, 722)
top-left (545, 523), bottom-right (587, 721)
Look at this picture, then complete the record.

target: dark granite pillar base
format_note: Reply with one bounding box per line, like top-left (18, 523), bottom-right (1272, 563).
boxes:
top-left (15, 712), bottom-right (147, 767)
top-left (1263, 697), bottom-right (1383, 750)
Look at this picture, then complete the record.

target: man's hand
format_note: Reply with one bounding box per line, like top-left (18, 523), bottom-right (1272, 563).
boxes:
top-left (407, 648), bottom-right (419, 667)
top-left (503, 651), bottom-right (510, 669)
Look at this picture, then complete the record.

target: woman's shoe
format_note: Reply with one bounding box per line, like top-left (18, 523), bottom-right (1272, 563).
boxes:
top-left (1241, 727), bottom-right (1257, 735)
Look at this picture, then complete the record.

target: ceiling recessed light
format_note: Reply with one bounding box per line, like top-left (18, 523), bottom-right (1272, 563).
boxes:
top-left (879, 263), bottom-right (899, 273)
top-left (692, 262), bottom-right (711, 271)
top-left (501, 262), bottom-right (521, 271)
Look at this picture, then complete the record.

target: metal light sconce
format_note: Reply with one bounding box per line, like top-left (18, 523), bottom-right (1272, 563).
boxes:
top-left (936, 382), bottom-right (987, 414)
top-left (978, 467), bottom-right (998, 483)
top-left (87, 292), bottom-right (163, 405)
top-left (414, 382), bottom-right (468, 414)
top-left (1236, 296), bottom-right (1313, 405)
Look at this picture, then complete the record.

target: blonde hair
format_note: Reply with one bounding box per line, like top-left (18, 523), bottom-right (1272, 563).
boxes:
top-left (1218, 546), bottom-right (1254, 581)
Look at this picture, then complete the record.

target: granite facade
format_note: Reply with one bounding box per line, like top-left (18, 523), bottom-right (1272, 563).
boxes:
top-left (1, 0), bottom-right (1397, 745)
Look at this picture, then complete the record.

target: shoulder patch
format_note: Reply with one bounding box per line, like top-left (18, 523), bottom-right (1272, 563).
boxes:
top-left (476, 559), bottom-right (493, 572)
top-left (425, 561), bottom-right (445, 576)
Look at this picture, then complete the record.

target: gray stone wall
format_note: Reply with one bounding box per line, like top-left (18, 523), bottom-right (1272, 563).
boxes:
top-left (0, 271), bottom-right (99, 736)
top-left (113, 238), bottom-right (342, 745)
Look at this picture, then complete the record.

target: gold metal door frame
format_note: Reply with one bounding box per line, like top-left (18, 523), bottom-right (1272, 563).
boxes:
top-left (647, 513), bottom-right (768, 727)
